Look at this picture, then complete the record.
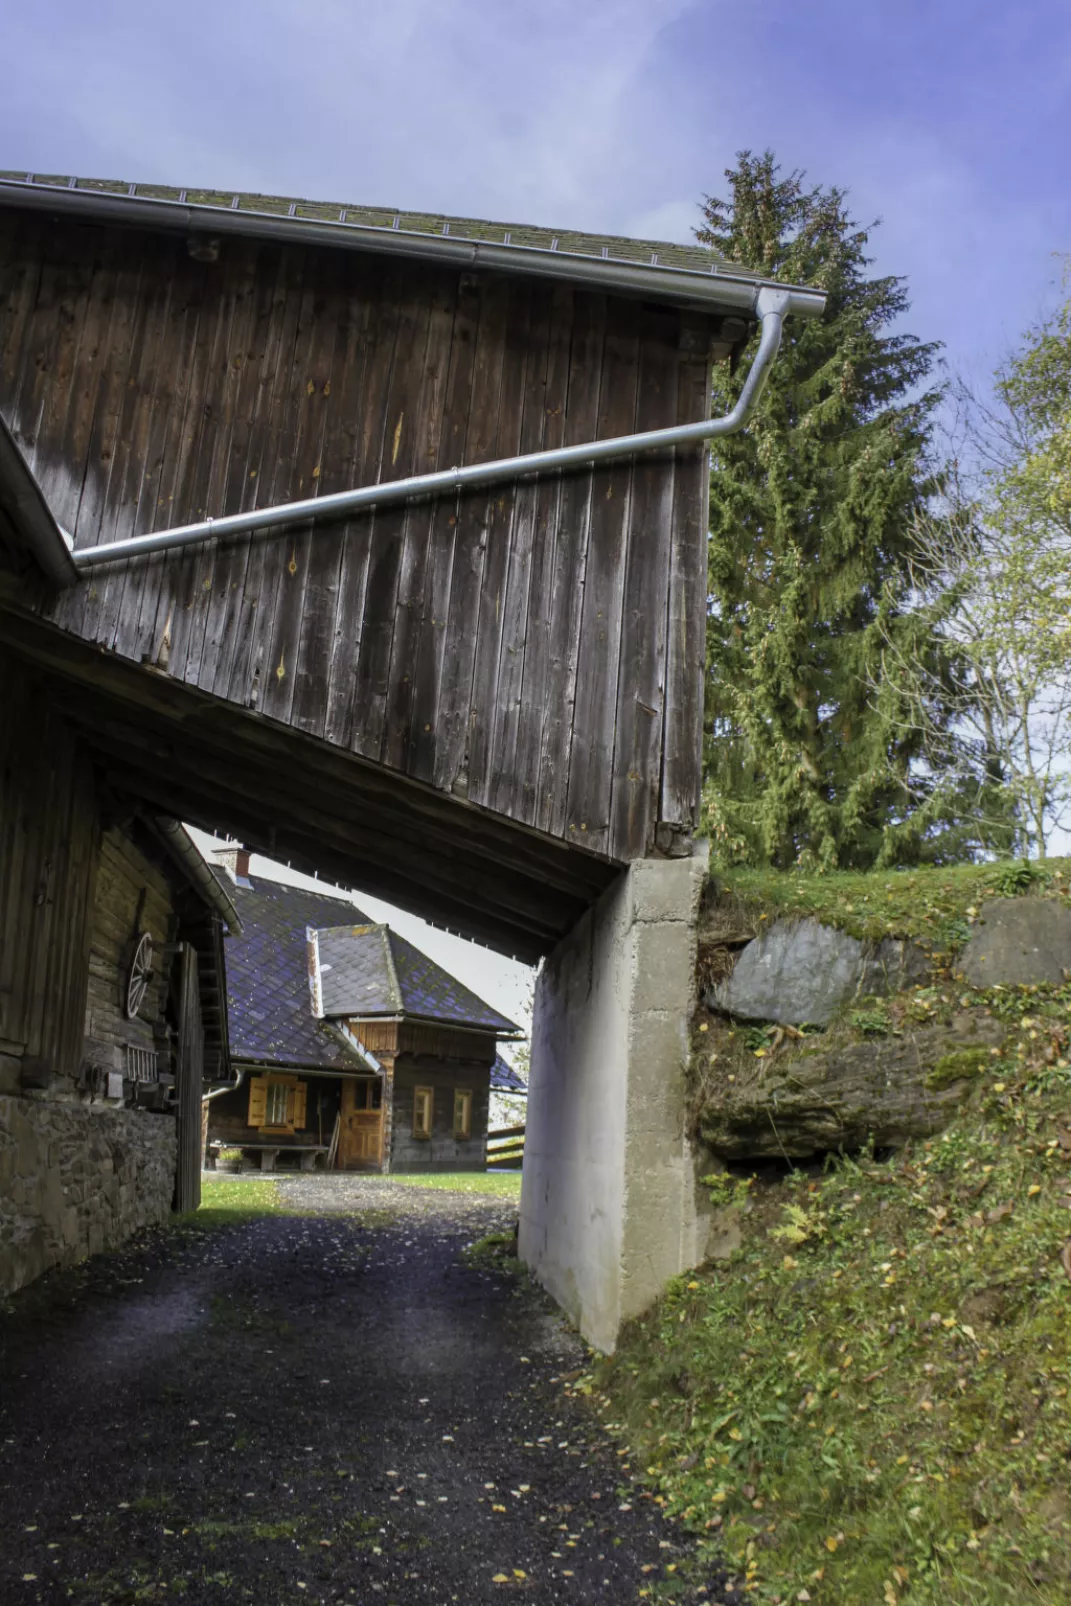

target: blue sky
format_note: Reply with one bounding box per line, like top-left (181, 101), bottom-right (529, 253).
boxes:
top-left (4, 0), bottom-right (1068, 387)
top-left (6, 1), bottom-right (1070, 1015)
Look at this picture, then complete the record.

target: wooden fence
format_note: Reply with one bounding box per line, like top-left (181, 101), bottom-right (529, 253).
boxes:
top-left (486, 1124), bottom-right (525, 1171)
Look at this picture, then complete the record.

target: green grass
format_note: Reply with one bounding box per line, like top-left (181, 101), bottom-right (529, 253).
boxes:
top-left (175, 1174), bottom-right (285, 1228)
top-left (388, 1170), bottom-right (522, 1198)
top-left (706, 858), bottom-right (1071, 954)
top-left (586, 1014), bottom-right (1071, 1605)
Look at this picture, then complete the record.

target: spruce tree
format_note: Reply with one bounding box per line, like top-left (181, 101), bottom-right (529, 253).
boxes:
top-left (699, 152), bottom-right (947, 869)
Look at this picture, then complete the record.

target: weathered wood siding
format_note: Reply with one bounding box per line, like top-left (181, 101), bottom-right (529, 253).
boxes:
top-left (175, 942), bottom-right (203, 1211)
top-left (389, 1054), bottom-right (492, 1174)
top-left (0, 648), bottom-right (99, 1093)
top-left (84, 824), bottom-right (176, 1075)
top-left (0, 211), bottom-right (714, 864)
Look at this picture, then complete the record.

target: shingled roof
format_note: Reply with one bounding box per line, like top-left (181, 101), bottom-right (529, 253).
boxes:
top-left (215, 872), bottom-right (373, 1070)
top-left (314, 924), bottom-right (520, 1036)
top-left (217, 870), bottom-right (521, 1069)
top-left (490, 1054), bottom-right (528, 1096)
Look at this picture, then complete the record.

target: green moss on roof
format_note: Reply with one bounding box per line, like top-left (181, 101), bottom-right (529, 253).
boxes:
top-left (0, 170), bottom-right (759, 281)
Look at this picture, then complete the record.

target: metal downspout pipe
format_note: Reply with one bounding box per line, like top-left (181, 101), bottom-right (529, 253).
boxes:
top-left (71, 286), bottom-right (803, 573)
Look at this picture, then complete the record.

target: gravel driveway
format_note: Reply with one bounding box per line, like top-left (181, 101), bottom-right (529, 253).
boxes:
top-left (0, 1175), bottom-right (733, 1605)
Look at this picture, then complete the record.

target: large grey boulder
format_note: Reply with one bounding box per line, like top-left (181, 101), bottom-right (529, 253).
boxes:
top-left (958, 897), bottom-right (1071, 987)
top-left (706, 917), bottom-right (928, 1027)
top-left (697, 1012), bottom-right (1005, 1160)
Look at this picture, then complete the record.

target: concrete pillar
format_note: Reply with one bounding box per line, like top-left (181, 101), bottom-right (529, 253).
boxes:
top-left (519, 845), bottom-right (711, 1353)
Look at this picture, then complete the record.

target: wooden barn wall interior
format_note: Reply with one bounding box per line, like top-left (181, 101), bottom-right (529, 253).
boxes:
top-left (0, 648), bottom-right (99, 1092)
top-left (84, 822), bottom-right (176, 1070)
top-left (0, 210), bottom-right (722, 951)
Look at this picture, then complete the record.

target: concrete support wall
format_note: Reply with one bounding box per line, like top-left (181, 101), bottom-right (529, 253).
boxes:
top-left (0, 1097), bottom-right (177, 1294)
top-left (519, 848), bottom-right (711, 1353)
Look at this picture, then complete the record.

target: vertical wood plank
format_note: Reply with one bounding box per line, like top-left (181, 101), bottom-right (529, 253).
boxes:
top-left (380, 275), bottom-right (458, 769)
top-left (608, 307), bottom-right (680, 859)
top-left (431, 276), bottom-right (512, 796)
top-left (190, 243), bottom-right (284, 695)
top-left (176, 249), bottom-right (263, 688)
top-left (462, 278), bottom-right (535, 806)
top-left (660, 320), bottom-right (714, 835)
top-left (0, 214), bottom-right (43, 428)
top-left (535, 291), bottom-right (607, 838)
top-left (563, 300), bottom-right (642, 857)
top-left (348, 264), bottom-right (438, 760)
top-left (175, 943), bottom-right (204, 1213)
top-left (258, 250), bottom-right (349, 728)
top-left (288, 255), bottom-right (376, 739)
top-left (222, 245), bottom-right (311, 711)
top-left (479, 283), bottom-right (557, 818)
top-left (60, 247), bottom-right (144, 648)
top-left (99, 244), bottom-right (177, 655)
top-left (321, 259), bottom-right (401, 749)
top-left (23, 235), bottom-right (98, 531)
top-left (403, 272), bottom-right (482, 786)
top-left (506, 285), bottom-right (572, 825)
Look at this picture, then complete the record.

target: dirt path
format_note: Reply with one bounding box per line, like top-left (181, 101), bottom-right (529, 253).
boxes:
top-left (0, 1178), bottom-right (733, 1605)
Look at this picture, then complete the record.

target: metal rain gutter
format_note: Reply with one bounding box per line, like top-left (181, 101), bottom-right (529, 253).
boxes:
top-left (151, 816), bottom-right (243, 934)
top-left (0, 177), bottom-right (826, 320)
top-left (72, 285), bottom-right (814, 574)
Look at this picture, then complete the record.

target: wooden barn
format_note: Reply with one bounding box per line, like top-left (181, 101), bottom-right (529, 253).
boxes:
top-left (205, 852), bottom-right (519, 1173)
top-left (0, 171), bottom-right (821, 961)
top-left (0, 170), bottom-right (823, 1324)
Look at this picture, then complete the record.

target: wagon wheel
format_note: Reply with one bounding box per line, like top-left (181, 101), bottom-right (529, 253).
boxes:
top-left (125, 931), bottom-right (153, 1019)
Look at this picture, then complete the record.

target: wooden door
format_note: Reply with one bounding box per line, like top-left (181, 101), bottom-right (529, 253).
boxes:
top-left (338, 1077), bottom-right (384, 1169)
top-left (175, 942), bottom-right (204, 1212)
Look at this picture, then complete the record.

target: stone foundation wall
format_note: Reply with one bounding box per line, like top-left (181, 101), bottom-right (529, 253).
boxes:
top-left (0, 1096), bottom-right (177, 1294)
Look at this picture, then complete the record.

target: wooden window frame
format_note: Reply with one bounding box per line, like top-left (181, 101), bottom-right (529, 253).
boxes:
top-left (412, 1086), bottom-right (434, 1141)
top-left (249, 1073), bottom-right (305, 1135)
top-left (264, 1082), bottom-right (291, 1129)
top-left (453, 1088), bottom-right (472, 1140)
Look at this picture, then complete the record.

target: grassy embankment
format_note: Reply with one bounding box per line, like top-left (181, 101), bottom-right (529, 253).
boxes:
top-left (583, 862), bottom-right (1071, 1605)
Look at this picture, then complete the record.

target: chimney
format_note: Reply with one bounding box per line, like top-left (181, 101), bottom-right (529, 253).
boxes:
top-left (213, 844), bottom-right (252, 887)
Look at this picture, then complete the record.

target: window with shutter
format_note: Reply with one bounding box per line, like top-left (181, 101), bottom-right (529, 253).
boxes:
top-left (265, 1082), bottom-right (290, 1126)
top-left (292, 1081), bottom-right (307, 1129)
top-left (453, 1089), bottom-right (472, 1139)
top-left (413, 1086), bottom-right (433, 1140)
top-left (247, 1077), bottom-right (268, 1126)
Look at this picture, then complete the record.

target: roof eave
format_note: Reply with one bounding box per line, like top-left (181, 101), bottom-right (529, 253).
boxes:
top-left (146, 816), bottom-right (244, 933)
top-left (337, 1007), bottom-right (523, 1038)
top-left (0, 178), bottom-right (827, 320)
top-left (0, 411), bottom-right (78, 588)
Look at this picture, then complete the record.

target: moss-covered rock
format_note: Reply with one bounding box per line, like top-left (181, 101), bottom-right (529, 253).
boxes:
top-left (696, 1013), bottom-right (1005, 1160)
top-left (926, 1046), bottom-right (990, 1090)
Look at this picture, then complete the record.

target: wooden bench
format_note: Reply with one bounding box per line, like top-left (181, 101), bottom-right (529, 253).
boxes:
top-left (208, 1142), bottom-right (330, 1173)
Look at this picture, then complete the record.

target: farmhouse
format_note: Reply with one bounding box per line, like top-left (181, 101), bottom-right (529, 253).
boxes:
top-left (205, 851), bottom-right (520, 1173)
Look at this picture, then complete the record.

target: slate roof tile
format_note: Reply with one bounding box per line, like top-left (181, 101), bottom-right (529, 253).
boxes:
top-left (216, 872), bottom-right (372, 1069)
top-left (315, 924), bottom-right (519, 1035)
top-left (219, 872), bottom-right (521, 1069)
top-left (490, 1054), bottom-right (528, 1095)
